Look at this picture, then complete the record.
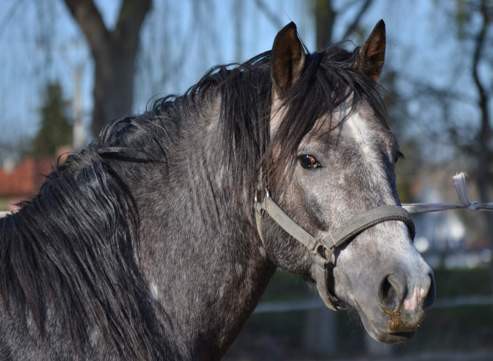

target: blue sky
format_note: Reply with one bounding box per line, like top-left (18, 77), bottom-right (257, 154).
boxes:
top-left (0, 0), bottom-right (483, 159)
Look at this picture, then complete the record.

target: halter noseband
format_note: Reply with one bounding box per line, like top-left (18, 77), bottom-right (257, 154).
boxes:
top-left (254, 188), bottom-right (415, 311)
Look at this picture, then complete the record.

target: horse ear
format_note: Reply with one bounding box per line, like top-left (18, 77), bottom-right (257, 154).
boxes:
top-left (354, 20), bottom-right (386, 81)
top-left (271, 22), bottom-right (306, 95)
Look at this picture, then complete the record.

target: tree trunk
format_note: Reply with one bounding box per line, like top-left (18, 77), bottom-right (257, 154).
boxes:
top-left (471, 0), bottom-right (493, 291)
top-left (92, 44), bottom-right (137, 136)
top-left (64, 0), bottom-right (152, 136)
top-left (313, 0), bottom-right (336, 49)
top-left (312, 0), bottom-right (374, 50)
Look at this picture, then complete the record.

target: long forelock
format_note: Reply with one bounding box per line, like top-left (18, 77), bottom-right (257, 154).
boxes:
top-left (266, 47), bottom-right (389, 191)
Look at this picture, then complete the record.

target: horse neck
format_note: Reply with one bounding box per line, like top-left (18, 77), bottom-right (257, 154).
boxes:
top-left (132, 110), bottom-right (275, 359)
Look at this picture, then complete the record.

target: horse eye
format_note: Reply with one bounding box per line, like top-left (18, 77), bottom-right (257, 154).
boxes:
top-left (298, 154), bottom-right (321, 169)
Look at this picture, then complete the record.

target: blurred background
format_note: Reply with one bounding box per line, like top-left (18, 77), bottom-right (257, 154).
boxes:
top-left (0, 0), bottom-right (492, 360)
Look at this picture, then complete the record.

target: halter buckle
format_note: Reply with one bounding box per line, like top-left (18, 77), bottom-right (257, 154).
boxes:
top-left (254, 189), bottom-right (270, 245)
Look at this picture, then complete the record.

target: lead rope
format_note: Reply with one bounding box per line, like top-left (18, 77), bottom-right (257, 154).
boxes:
top-left (402, 172), bottom-right (493, 214)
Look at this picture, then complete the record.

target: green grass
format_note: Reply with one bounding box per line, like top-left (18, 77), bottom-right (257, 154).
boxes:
top-left (396, 304), bottom-right (493, 353)
top-left (435, 267), bottom-right (493, 296)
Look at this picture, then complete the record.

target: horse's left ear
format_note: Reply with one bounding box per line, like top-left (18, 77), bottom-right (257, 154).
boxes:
top-left (354, 20), bottom-right (386, 81)
top-left (271, 22), bottom-right (306, 95)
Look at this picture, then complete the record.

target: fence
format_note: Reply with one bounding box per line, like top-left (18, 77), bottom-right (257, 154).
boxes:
top-left (249, 294), bottom-right (493, 357)
top-left (254, 295), bottom-right (493, 314)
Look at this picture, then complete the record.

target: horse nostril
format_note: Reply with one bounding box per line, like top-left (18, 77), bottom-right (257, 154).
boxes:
top-left (379, 274), bottom-right (407, 311)
top-left (423, 273), bottom-right (436, 309)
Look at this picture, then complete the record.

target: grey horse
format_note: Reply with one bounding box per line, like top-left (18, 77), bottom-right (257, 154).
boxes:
top-left (0, 20), bottom-right (434, 360)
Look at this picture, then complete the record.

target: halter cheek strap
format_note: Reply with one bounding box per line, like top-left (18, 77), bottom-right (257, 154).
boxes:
top-left (254, 189), bottom-right (415, 311)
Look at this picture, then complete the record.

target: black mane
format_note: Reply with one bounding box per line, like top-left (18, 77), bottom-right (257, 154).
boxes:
top-left (0, 151), bottom-right (177, 360)
top-left (0, 44), bottom-right (387, 360)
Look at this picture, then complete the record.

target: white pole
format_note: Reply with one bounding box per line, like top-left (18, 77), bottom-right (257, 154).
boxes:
top-left (73, 63), bottom-right (85, 150)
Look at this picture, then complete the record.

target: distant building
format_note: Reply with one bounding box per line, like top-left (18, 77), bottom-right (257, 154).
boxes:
top-left (0, 157), bottom-right (54, 211)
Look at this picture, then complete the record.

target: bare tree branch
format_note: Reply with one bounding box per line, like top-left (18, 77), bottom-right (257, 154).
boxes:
top-left (338, 0), bottom-right (361, 15)
top-left (63, 0), bottom-right (110, 57)
top-left (312, 0), bottom-right (373, 49)
top-left (472, 0), bottom-right (492, 203)
top-left (341, 0), bottom-right (373, 40)
top-left (399, 73), bottom-right (476, 105)
top-left (254, 0), bottom-right (283, 29)
top-left (114, 0), bottom-right (152, 50)
top-left (472, 0), bottom-right (491, 136)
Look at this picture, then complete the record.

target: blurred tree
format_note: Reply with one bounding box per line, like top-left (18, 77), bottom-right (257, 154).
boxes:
top-left (254, 0), bottom-right (283, 29)
top-left (255, 0), bottom-right (374, 48)
top-left (455, 0), bottom-right (493, 288)
top-left (63, 0), bottom-right (152, 136)
top-left (466, 0), bottom-right (492, 222)
top-left (312, 0), bottom-right (374, 49)
top-left (417, 0), bottom-right (493, 284)
top-left (32, 81), bottom-right (72, 158)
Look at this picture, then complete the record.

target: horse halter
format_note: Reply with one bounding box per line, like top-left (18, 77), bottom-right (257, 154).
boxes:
top-left (254, 188), bottom-right (415, 311)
